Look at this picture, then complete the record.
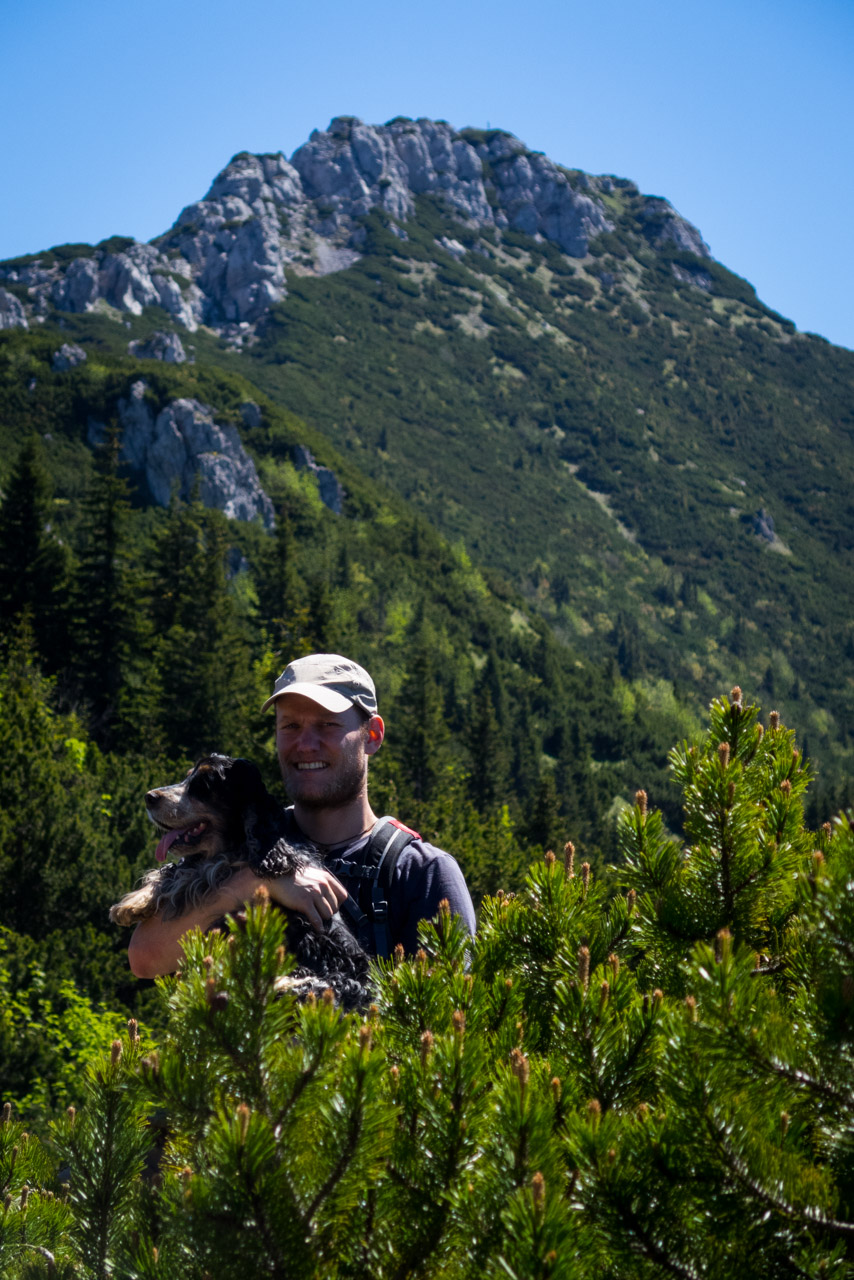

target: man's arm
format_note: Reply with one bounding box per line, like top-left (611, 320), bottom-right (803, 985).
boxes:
top-left (391, 844), bottom-right (476, 956)
top-left (128, 865), bottom-right (348, 978)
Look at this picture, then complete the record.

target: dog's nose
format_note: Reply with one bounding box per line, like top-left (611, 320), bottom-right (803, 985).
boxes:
top-left (145, 789), bottom-right (162, 805)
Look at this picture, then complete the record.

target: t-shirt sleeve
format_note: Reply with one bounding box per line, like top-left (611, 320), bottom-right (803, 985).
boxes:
top-left (389, 841), bottom-right (477, 956)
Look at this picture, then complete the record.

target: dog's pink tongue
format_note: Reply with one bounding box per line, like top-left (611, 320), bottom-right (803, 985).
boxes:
top-left (155, 829), bottom-right (185, 863)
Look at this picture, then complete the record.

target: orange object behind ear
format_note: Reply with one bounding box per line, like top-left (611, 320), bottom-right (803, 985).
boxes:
top-left (369, 729), bottom-right (380, 740)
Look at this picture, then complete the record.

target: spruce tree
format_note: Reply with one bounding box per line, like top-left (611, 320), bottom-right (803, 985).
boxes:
top-left (255, 501), bottom-right (306, 642)
top-left (0, 436), bottom-right (71, 672)
top-left (394, 606), bottom-right (451, 804)
top-left (151, 501), bottom-right (259, 759)
top-left (70, 425), bottom-right (149, 743)
top-left (466, 652), bottom-right (511, 812)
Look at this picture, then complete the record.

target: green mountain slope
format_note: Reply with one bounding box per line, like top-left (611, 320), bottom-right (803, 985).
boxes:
top-left (204, 192), bottom-right (854, 789)
top-left (2, 119), bottom-right (852, 809)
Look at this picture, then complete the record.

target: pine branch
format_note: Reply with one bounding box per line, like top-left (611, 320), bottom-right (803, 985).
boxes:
top-left (304, 1069), bottom-right (366, 1225)
top-left (707, 1113), bottom-right (854, 1238)
top-left (272, 1038), bottom-right (326, 1130)
top-left (738, 1032), bottom-right (854, 1109)
top-left (601, 1017), bottom-right (655, 1111)
top-left (617, 1201), bottom-right (702, 1280)
top-left (245, 1177), bottom-right (292, 1280)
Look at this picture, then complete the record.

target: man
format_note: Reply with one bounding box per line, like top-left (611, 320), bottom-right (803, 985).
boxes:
top-left (128, 653), bottom-right (475, 978)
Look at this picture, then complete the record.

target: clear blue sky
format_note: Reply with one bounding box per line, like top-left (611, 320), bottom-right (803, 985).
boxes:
top-left (3, 0), bottom-right (852, 349)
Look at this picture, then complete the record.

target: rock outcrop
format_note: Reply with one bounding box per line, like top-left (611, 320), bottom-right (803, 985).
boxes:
top-left (640, 197), bottom-right (710, 257)
top-left (292, 445), bottom-right (345, 514)
top-left (2, 243), bottom-right (205, 331)
top-left (128, 330), bottom-right (188, 363)
top-left (51, 342), bottom-right (87, 371)
top-left (89, 380), bottom-right (274, 528)
top-left (0, 117), bottom-right (710, 335)
top-left (0, 288), bottom-right (28, 330)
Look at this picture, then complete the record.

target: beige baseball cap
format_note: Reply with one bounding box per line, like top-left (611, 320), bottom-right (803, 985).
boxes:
top-left (261, 653), bottom-right (378, 716)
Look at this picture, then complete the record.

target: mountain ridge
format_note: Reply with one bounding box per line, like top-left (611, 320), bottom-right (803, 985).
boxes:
top-left (0, 116), bottom-right (710, 341)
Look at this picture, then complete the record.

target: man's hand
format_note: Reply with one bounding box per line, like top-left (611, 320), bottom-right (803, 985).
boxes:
top-left (128, 865), bottom-right (348, 978)
top-left (264, 865), bottom-right (348, 931)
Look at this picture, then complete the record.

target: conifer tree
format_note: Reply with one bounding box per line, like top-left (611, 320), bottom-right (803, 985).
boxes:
top-left (255, 502), bottom-right (300, 633)
top-left (511, 686), bottom-right (542, 805)
top-left (618, 686), bottom-right (815, 990)
top-left (394, 605), bottom-right (451, 803)
top-left (0, 625), bottom-right (154, 945)
top-left (0, 437), bottom-right (71, 672)
top-left (70, 425), bottom-right (149, 742)
top-left (466, 653), bottom-right (511, 812)
top-left (524, 769), bottom-right (564, 853)
top-left (554, 719), bottom-right (600, 850)
top-left (151, 501), bottom-right (259, 759)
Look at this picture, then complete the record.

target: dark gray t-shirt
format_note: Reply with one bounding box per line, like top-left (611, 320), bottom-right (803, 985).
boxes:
top-left (288, 812), bottom-right (476, 956)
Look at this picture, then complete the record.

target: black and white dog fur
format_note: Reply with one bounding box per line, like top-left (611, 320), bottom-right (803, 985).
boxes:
top-left (110, 754), bottom-right (370, 1010)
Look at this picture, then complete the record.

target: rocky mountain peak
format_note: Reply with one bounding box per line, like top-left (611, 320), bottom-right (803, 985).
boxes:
top-left (0, 117), bottom-right (709, 339)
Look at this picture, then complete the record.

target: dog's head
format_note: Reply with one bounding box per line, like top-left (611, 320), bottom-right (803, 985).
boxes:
top-left (146, 754), bottom-right (284, 865)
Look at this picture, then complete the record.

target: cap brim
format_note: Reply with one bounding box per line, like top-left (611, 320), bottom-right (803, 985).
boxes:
top-left (260, 683), bottom-right (355, 715)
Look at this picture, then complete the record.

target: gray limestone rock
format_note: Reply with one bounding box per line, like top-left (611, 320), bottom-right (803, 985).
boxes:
top-left (292, 444), bottom-right (345, 514)
top-left (0, 288), bottom-right (28, 330)
top-left (128, 330), bottom-right (187, 363)
top-left (5, 241), bottom-right (204, 332)
top-left (1, 118), bottom-right (711, 335)
top-left (56, 257), bottom-right (100, 311)
top-left (672, 262), bottom-right (713, 291)
top-left (104, 380), bottom-right (274, 528)
top-left (52, 342), bottom-right (87, 371)
top-left (753, 508), bottom-right (776, 543)
top-left (640, 198), bottom-right (710, 258)
top-left (437, 236), bottom-right (467, 260)
top-left (240, 401), bottom-right (263, 429)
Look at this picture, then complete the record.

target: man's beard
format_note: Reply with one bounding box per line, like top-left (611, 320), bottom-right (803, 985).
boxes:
top-left (285, 751), bottom-right (367, 811)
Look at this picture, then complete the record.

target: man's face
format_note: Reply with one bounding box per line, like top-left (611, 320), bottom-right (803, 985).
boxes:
top-left (275, 693), bottom-right (380, 811)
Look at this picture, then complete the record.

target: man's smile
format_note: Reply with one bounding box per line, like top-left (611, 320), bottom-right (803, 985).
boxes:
top-left (294, 761), bottom-right (329, 771)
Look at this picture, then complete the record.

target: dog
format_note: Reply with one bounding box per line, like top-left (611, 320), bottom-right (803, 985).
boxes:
top-left (110, 754), bottom-right (370, 1010)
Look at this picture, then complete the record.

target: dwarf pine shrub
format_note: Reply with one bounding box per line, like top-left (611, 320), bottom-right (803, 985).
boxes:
top-left (2, 691), bottom-right (853, 1278)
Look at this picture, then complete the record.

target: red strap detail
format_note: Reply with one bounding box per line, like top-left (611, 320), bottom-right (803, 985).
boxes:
top-left (388, 817), bottom-right (420, 840)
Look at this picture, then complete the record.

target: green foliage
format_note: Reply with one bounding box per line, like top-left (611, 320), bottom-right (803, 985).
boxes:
top-left (4, 694), bottom-right (851, 1277)
top-left (148, 498), bottom-right (261, 759)
top-left (70, 423), bottom-right (150, 741)
top-left (619, 687), bottom-right (817, 989)
top-left (0, 438), bottom-right (70, 671)
top-left (0, 1107), bottom-right (76, 1279)
top-left (0, 932), bottom-right (148, 1121)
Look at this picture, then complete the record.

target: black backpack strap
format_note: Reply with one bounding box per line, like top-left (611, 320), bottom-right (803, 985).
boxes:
top-left (366, 817), bottom-right (418, 959)
top-left (323, 816), bottom-right (419, 959)
top-left (336, 893), bottom-right (373, 953)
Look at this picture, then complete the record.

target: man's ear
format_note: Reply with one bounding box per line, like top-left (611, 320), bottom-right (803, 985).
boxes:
top-left (365, 715), bottom-right (385, 757)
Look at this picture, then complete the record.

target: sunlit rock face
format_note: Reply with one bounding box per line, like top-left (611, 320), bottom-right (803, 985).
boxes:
top-left (88, 380), bottom-right (275, 529)
top-left (0, 117), bottom-right (669, 337)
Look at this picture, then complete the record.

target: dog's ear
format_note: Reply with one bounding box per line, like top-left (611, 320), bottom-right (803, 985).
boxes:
top-left (243, 802), bottom-right (286, 864)
top-left (225, 758), bottom-right (285, 864)
top-left (223, 757), bottom-right (267, 802)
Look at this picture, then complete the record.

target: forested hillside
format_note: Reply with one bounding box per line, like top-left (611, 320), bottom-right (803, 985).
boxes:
top-left (0, 329), bottom-right (696, 1109)
top-left (4, 118), bottom-right (852, 793)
